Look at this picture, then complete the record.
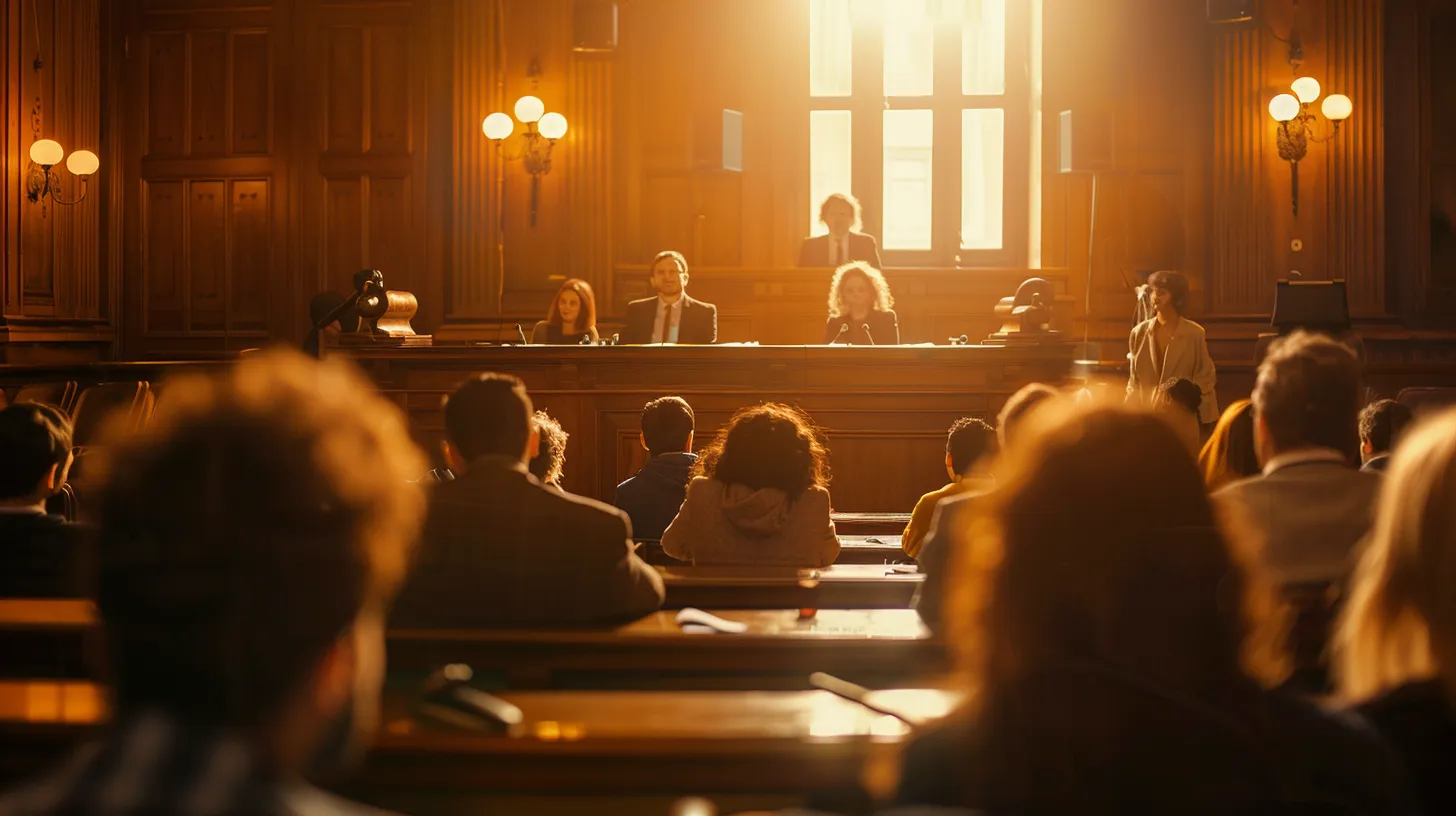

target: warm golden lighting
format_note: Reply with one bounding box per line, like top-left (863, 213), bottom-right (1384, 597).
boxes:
top-left (29, 139), bottom-right (63, 166)
top-left (1268, 93), bottom-right (1300, 123)
top-left (1290, 76), bottom-right (1321, 104)
top-left (514, 95), bottom-right (545, 124)
top-left (538, 112), bottom-right (568, 140)
top-left (1322, 93), bottom-right (1353, 121)
top-left (66, 150), bottom-right (99, 176)
top-left (482, 112), bottom-right (514, 140)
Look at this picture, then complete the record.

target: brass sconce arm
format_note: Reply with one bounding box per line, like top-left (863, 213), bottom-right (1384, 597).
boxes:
top-left (26, 163), bottom-right (88, 206)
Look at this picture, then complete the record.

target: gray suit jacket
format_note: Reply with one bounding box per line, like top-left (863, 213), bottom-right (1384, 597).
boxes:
top-left (393, 456), bottom-right (665, 628)
top-left (1213, 459), bottom-right (1381, 586)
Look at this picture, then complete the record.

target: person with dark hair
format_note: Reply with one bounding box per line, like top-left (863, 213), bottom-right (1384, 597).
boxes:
top-left (1358, 398), bottom-right (1413, 473)
top-left (897, 402), bottom-right (1411, 813)
top-left (1213, 331), bottom-right (1379, 587)
top-left (614, 396), bottom-right (697, 540)
top-left (661, 403), bottom-right (839, 566)
top-left (528, 410), bottom-right (568, 489)
top-left (0, 351), bottom-right (427, 814)
top-left (798, 193), bottom-right (884, 270)
top-left (1126, 270), bottom-right (1218, 425)
top-left (0, 402), bottom-right (89, 598)
top-left (902, 418), bottom-right (997, 559)
top-left (822, 261), bottom-right (899, 345)
top-left (1154, 377), bottom-right (1203, 456)
top-left (532, 278), bottom-right (599, 345)
top-left (1199, 399), bottom-right (1260, 491)
top-left (620, 251), bottom-right (718, 345)
top-left (914, 383), bottom-right (1062, 630)
top-left (394, 373), bottom-right (664, 628)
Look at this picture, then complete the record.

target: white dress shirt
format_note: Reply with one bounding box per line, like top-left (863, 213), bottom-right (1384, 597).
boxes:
top-left (652, 296), bottom-right (684, 344)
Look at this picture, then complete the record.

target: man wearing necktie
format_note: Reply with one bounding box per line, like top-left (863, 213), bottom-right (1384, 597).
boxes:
top-left (798, 193), bottom-right (884, 270)
top-left (621, 250), bottom-right (719, 345)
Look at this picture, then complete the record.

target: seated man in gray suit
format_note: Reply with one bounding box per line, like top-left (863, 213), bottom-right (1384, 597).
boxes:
top-left (1213, 332), bottom-right (1380, 587)
top-left (394, 373), bottom-right (664, 628)
top-left (914, 383), bottom-right (1061, 631)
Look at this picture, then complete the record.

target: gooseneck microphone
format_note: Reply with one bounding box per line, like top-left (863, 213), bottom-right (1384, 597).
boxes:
top-left (830, 323), bottom-right (850, 345)
top-left (861, 324), bottom-right (876, 346)
top-left (514, 323), bottom-right (528, 344)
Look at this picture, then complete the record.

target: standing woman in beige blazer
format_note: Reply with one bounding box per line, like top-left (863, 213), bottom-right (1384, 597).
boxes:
top-left (1127, 271), bottom-right (1218, 424)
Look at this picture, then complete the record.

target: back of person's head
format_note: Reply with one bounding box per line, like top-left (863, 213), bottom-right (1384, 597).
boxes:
top-left (641, 396), bottom-right (694, 456)
top-left (696, 403), bottom-right (829, 499)
top-left (1358, 398), bottom-right (1413, 458)
top-left (1155, 378), bottom-right (1202, 416)
top-left (528, 410), bottom-right (568, 484)
top-left (1199, 399), bottom-right (1260, 490)
top-left (443, 373), bottom-right (533, 462)
top-left (1252, 331), bottom-right (1362, 462)
top-left (93, 350), bottom-right (426, 733)
top-left (1336, 408), bottom-right (1456, 703)
top-left (952, 401), bottom-right (1287, 711)
top-left (0, 402), bottom-right (73, 502)
top-left (946, 417), bottom-right (997, 476)
top-left (995, 383), bottom-right (1060, 449)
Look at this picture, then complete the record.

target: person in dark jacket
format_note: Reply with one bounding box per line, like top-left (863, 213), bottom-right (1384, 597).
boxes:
top-left (1357, 398), bottom-right (1412, 473)
top-left (0, 402), bottom-right (90, 598)
top-left (620, 251), bottom-right (718, 345)
top-left (822, 261), bottom-right (899, 345)
top-left (615, 397), bottom-right (697, 540)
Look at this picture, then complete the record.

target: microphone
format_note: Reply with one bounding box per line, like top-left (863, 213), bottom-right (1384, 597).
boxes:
top-left (514, 323), bottom-right (528, 344)
top-left (861, 324), bottom-right (875, 346)
top-left (948, 334), bottom-right (969, 346)
top-left (830, 323), bottom-right (850, 345)
top-left (579, 333), bottom-right (593, 345)
top-left (610, 333), bottom-right (620, 346)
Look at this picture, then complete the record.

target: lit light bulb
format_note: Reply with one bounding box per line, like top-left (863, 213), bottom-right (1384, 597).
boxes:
top-left (1268, 93), bottom-right (1300, 123)
top-left (29, 139), bottom-right (64, 166)
top-left (1321, 93), bottom-right (1353, 121)
top-left (66, 150), bottom-right (99, 176)
top-left (514, 95), bottom-right (545, 124)
top-left (482, 112), bottom-right (514, 140)
top-left (538, 112), bottom-right (568, 140)
top-left (1290, 76), bottom-right (1321, 104)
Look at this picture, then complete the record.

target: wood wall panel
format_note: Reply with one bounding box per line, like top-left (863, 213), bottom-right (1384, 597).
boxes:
top-left (369, 27), bottom-right (412, 154)
top-left (231, 32), bottom-right (271, 155)
top-left (187, 180), bottom-right (227, 331)
top-left (326, 27), bottom-right (366, 155)
top-left (147, 34), bottom-right (187, 158)
top-left (144, 181), bottom-right (185, 333)
top-left (325, 178), bottom-right (364, 286)
top-left (1324, 0), bottom-right (1384, 316)
top-left (189, 32), bottom-right (228, 157)
top-left (229, 180), bottom-right (269, 331)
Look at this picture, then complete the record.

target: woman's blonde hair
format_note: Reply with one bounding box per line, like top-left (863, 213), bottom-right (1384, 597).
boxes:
top-left (1334, 408), bottom-right (1456, 703)
top-left (826, 261), bottom-right (894, 318)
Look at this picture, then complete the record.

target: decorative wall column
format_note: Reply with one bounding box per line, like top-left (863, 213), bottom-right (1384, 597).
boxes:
top-left (1324, 0), bottom-right (1384, 316)
top-left (1208, 23), bottom-right (1274, 316)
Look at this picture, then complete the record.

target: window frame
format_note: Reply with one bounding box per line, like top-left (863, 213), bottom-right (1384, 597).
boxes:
top-left (806, 1), bottom-right (1032, 269)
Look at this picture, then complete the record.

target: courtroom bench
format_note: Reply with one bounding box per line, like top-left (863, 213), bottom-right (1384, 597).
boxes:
top-left (660, 564), bottom-right (923, 610)
top-left (639, 536), bottom-right (910, 567)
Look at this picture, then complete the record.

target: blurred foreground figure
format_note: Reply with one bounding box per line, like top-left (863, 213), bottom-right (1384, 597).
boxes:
top-left (0, 350), bottom-right (426, 815)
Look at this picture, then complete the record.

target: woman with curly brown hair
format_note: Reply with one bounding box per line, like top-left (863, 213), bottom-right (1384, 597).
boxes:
top-left (822, 261), bottom-right (899, 345)
top-left (661, 403), bottom-right (839, 567)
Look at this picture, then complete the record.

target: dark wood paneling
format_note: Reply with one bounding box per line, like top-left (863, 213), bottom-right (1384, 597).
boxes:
top-left (187, 180), bottom-right (227, 331)
top-left (144, 181), bottom-right (185, 333)
top-left (147, 33), bottom-right (187, 158)
top-left (189, 31), bottom-right (228, 157)
top-left (231, 32), bottom-right (271, 155)
top-left (229, 180), bottom-right (269, 331)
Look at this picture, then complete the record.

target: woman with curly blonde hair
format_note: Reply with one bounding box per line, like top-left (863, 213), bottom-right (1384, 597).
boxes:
top-left (822, 261), bottom-right (899, 345)
top-left (1335, 408), bottom-right (1456, 813)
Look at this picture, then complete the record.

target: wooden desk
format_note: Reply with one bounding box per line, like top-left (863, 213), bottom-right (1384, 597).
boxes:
top-left (659, 564), bottom-right (922, 610)
top-left (386, 609), bottom-right (944, 690)
top-left (833, 513), bottom-right (911, 536)
top-left (836, 535), bottom-right (908, 564)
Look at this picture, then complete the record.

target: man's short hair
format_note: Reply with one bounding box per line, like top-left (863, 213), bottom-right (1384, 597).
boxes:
top-left (997, 384), bottom-right (1060, 449)
top-left (946, 417), bottom-right (998, 476)
top-left (1147, 270), bottom-right (1190, 315)
top-left (529, 411), bottom-right (568, 483)
top-left (444, 374), bottom-right (533, 461)
top-left (1156, 378), bottom-right (1203, 416)
top-left (1253, 331), bottom-right (1362, 458)
top-left (641, 396), bottom-right (695, 456)
top-left (651, 250), bottom-right (688, 276)
top-left (0, 402), bottom-right (73, 500)
top-left (1358, 399), bottom-right (1413, 456)
top-left (92, 351), bottom-right (426, 725)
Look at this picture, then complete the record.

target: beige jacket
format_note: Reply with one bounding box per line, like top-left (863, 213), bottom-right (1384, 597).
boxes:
top-left (661, 478), bottom-right (840, 567)
top-left (1127, 316), bottom-right (1219, 424)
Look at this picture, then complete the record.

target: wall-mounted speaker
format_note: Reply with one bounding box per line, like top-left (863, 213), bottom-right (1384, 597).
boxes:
top-left (1207, 0), bottom-right (1255, 23)
top-left (1058, 109), bottom-right (1113, 174)
top-left (574, 0), bottom-right (618, 52)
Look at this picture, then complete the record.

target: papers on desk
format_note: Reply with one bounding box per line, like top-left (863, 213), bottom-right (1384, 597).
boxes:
top-left (675, 607), bottom-right (750, 634)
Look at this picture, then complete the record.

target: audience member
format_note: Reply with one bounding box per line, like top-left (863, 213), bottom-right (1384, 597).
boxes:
top-left (1198, 398), bottom-right (1260, 491)
top-left (823, 261), bottom-right (899, 345)
top-left (615, 396), bottom-right (697, 540)
top-left (897, 401), bottom-right (1412, 813)
top-left (0, 351), bottom-right (426, 814)
top-left (621, 251), bottom-right (718, 345)
top-left (393, 373), bottom-right (664, 628)
top-left (902, 417), bottom-right (996, 559)
top-left (914, 383), bottom-right (1059, 629)
top-left (1153, 376), bottom-right (1203, 456)
top-left (0, 402), bottom-right (90, 598)
top-left (1126, 270), bottom-right (1218, 424)
top-left (532, 278), bottom-right (599, 345)
top-left (1358, 398), bottom-right (1413, 473)
top-left (528, 410), bottom-right (568, 489)
top-left (662, 403), bottom-right (839, 567)
top-left (1213, 331), bottom-right (1378, 586)
top-left (1336, 408), bottom-right (1456, 815)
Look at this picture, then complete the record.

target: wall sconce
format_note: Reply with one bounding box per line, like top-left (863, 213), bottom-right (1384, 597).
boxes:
top-left (1263, 1), bottom-right (1352, 217)
top-left (482, 94), bottom-right (569, 227)
top-left (26, 139), bottom-right (98, 206)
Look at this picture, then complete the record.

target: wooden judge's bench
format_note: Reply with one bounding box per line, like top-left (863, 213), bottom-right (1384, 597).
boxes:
top-left (349, 342), bottom-right (1075, 513)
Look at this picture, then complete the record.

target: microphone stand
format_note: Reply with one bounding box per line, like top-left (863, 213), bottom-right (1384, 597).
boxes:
top-left (861, 324), bottom-right (876, 346)
top-left (830, 323), bottom-right (850, 345)
top-left (514, 324), bottom-right (529, 345)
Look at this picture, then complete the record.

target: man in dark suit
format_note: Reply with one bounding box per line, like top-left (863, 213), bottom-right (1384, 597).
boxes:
top-left (798, 193), bottom-right (884, 270)
top-left (1358, 398), bottom-right (1412, 473)
top-left (0, 402), bottom-right (90, 598)
top-left (394, 373), bottom-right (664, 628)
top-left (621, 251), bottom-right (718, 345)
